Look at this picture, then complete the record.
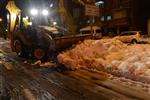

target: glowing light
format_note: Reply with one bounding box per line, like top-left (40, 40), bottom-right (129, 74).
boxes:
top-left (7, 14), bottom-right (9, 20)
top-left (11, 13), bottom-right (17, 20)
top-left (30, 9), bottom-right (38, 16)
top-left (50, 3), bottom-right (53, 8)
top-left (42, 9), bottom-right (48, 16)
top-left (0, 18), bottom-right (2, 22)
top-left (28, 22), bottom-right (32, 26)
top-left (95, 1), bottom-right (104, 6)
top-left (53, 22), bottom-right (57, 25)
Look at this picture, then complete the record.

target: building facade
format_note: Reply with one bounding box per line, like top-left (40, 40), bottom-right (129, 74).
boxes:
top-left (101, 0), bottom-right (150, 35)
top-left (65, 0), bottom-right (101, 32)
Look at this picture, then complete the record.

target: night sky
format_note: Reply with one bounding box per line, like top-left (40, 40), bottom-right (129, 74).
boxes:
top-left (0, 0), bottom-right (150, 19)
top-left (0, 0), bottom-right (53, 17)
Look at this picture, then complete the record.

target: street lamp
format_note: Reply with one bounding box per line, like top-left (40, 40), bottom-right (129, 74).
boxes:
top-left (95, 1), bottom-right (104, 6)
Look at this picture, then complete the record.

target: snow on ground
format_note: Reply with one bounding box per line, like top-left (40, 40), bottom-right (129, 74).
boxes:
top-left (58, 38), bottom-right (150, 88)
top-left (57, 38), bottom-right (127, 70)
top-left (105, 44), bottom-right (150, 84)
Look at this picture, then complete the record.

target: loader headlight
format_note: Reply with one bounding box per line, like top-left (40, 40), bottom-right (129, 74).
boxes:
top-left (30, 9), bottom-right (38, 16)
top-left (42, 9), bottom-right (48, 16)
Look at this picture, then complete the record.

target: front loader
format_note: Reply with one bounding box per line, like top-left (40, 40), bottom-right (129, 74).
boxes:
top-left (6, 1), bottom-right (101, 60)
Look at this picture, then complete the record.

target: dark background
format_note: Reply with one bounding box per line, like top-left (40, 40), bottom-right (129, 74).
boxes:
top-left (0, 0), bottom-right (53, 17)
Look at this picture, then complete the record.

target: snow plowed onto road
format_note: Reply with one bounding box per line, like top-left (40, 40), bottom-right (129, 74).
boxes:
top-left (58, 39), bottom-right (150, 84)
top-left (58, 39), bottom-right (108, 70)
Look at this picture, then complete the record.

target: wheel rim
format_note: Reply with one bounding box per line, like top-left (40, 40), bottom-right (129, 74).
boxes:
top-left (133, 40), bottom-right (137, 44)
top-left (14, 40), bottom-right (22, 54)
top-left (34, 48), bottom-right (45, 59)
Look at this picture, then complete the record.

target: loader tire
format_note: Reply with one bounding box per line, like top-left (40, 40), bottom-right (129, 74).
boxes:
top-left (33, 47), bottom-right (46, 60)
top-left (14, 39), bottom-right (28, 57)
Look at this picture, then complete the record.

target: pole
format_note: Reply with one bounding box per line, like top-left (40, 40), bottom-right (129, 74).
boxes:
top-left (90, 16), bottom-right (94, 34)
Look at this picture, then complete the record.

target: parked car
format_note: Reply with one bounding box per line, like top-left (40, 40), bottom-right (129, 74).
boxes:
top-left (139, 35), bottom-right (149, 43)
top-left (114, 31), bottom-right (143, 44)
top-left (80, 26), bottom-right (102, 39)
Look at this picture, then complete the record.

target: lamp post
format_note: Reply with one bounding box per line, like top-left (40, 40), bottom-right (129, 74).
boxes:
top-left (6, 0), bottom-right (21, 51)
top-left (95, 0), bottom-right (104, 34)
top-left (95, 0), bottom-right (104, 20)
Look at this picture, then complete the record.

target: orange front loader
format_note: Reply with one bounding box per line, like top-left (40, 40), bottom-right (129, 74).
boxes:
top-left (6, 1), bottom-right (101, 60)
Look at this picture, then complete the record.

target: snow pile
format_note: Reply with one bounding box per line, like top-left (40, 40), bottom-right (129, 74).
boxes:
top-left (29, 60), bottom-right (56, 68)
top-left (58, 39), bottom-right (107, 70)
top-left (58, 39), bottom-right (127, 70)
top-left (58, 39), bottom-right (150, 84)
top-left (106, 44), bottom-right (150, 83)
top-left (100, 38), bottom-right (127, 52)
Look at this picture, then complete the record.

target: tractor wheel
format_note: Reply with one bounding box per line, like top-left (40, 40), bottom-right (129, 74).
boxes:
top-left (14, 39), bottom-right (28, 57)
top-left (33, 47), bottom-right (46, 60)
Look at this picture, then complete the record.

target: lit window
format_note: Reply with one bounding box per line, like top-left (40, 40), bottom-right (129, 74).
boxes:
top-left (101, 16), bottom-right (104, 21)
top-left (107, 16), bottom-right (112, 20)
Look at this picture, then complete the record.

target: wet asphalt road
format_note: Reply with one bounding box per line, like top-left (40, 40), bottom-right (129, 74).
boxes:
top-left (0, 39), bottom-right (110, 100)
top-left (0, 38), bottom-right (150, 100)
top-left (0, 44), bottom-right (109, 100)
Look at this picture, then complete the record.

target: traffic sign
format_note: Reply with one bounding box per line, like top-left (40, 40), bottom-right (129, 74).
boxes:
top-left (85, 5), bottom-right (100, 17)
